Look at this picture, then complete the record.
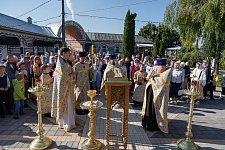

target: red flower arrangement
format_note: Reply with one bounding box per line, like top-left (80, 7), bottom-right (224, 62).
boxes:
top-left (36, 78), bottom-right (41, 83)
top-left (192, 81), bottom-right (197, 87)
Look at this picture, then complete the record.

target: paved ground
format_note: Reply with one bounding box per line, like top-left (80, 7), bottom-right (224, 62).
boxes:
top-left (0, 87), bottom-right (225, 150)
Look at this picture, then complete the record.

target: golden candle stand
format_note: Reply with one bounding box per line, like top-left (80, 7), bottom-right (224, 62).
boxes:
top-left (80, 90), bottom-right (103, 150)
top-left (28, 83), bottom-right (52, 150)
top-left (177, 87), bottom-right (203, 150)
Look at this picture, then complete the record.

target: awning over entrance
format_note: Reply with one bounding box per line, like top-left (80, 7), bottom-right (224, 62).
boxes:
top-left (33, 40), bottom-right (62, 46)
top-left (0, 36), bottom-right (20, 45)
top-left (136, 43), bottom-right (154, 47)
top-left (166, 46), bottom-right (181, 50)
top-left (33, 40), bottom-right (54, 47)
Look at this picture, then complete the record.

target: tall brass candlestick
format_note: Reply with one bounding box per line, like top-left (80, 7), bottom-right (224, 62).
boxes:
top-left (80, 90), bottom-right (103, 150)
top-left (28, 83), bottom-right (52, 150)
top-left (177, 81), bottom-right (202, 150)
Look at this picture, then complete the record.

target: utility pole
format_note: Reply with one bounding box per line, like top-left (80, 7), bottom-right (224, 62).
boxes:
top-left (62, 0), bottom-right (66, 47)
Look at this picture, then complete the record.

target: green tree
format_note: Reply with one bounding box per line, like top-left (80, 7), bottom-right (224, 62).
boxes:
top-left (152, 34), bottom-right (160, 57)
top-left (138, 22), bottom-right (180, 58)
top-left (138, 22), bottom-right (157, 41)
top-left (122, 10), bottom-right (137, 58)
top-left (166, 0), bottom-right (225, 71)
top-left (129, 12), bottom-right (137, 57)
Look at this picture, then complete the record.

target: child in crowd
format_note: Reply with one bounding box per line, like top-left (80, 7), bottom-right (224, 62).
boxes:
top-left (47, 63), bottom-right (54, 77)
top-left (220, 74), bottom-right (225, 99)
top-left (13, 73), bottom-right (26, 119)
top-left (16, 61), bottom-right (29, 106)
top-left (40, 64), bottom-right (53, 117)
top-left (0, 65), bottom-right (10, 118)
top-left (132, 63), bottom-right (147, 106)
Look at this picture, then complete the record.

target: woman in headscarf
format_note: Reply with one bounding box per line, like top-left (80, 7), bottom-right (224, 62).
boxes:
top-left (169, 61), bottom-right (185, 104)
top-left (191, 62), bottom-right (206, 105)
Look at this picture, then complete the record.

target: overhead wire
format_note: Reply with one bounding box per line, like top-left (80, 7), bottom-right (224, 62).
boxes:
top-left (66, 12), bottom-right (165, 24)
top-left (75, 0), bottom-right (159, 14)
top-left (16, 0), bottom-right (52, 18)
top-left (12, 0), bottom-right (164, 28)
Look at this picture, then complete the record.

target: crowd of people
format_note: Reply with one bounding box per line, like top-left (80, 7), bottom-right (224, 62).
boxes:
top-left (0, 48), bottom-right (222, 133)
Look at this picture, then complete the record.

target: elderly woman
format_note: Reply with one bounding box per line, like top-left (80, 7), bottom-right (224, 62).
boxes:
top-left (191, 62), bottom-right (206, 105)
top-left (180, 62), bottom-right (187, 89)
top-left (169, 61), bottom-right (185, 104)
top-left (119, 59), bottom-right (127, 78)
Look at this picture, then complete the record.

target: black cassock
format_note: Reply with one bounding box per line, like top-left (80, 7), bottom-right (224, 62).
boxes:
top-left (142, 84), bottom-right (159, 131)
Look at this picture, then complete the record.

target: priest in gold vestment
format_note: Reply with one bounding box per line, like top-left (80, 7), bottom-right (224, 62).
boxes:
top-left (51, 48), bottom-right (75, 132)
top-left (74, 52), bottom-right (93, 115)
top-left (100, 54), bottom-right (124, 96)
top-left (142, 58), bottom-right (171, 133)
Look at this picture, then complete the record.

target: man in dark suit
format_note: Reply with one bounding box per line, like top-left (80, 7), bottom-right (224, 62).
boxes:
top-left (202, 60), bottom-right (214, 100)
top-left (3, 54), bottom-right (16, 115)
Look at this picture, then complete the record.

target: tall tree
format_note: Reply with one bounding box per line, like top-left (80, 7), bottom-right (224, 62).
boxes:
top-left (129, 12), bottom-right (137, 57)
top-left (122, 10), bottom-right (137, 58)
top-left (152, 34), bottom-right (160, 57)
top-left (165, 0), bottom-right (225, 71)
top-left (138, 22), bottom-right (157, 41)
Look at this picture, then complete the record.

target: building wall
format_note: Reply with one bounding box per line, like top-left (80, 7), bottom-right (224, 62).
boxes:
top-left (0, 27), bottom-right (59, 58)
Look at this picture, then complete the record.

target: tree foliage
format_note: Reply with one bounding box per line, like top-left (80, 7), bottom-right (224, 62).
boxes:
top-left (138, 22), bottom-right (180, 58)
top-left (152, 34), bottom-right (160, 57)
top-left (122, 10), bottom-right (137, 58)
top-left (138, 22), bottom-right (157, 41)
top-left (165, 0), bottom-right (225, 70)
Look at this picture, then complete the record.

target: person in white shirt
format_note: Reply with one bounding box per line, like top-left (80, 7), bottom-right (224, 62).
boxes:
top-left (191, 62), bottom-right (206, 105)
top-left (169, 61), bottom-right (185, 104)
top-left (145, 60), bottom-right (154, 74)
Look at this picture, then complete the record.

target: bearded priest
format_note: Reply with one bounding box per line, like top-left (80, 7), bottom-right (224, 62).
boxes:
top-left (100, 54), bottom-right (124, 97)
top-left (51, 47), bottom-right (75, 132)
top-left (141, 58), bottom-right (171, 133)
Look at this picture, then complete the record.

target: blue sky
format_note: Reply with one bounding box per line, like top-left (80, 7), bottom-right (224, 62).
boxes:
top-left (0, 0), bottom-right (172, 34)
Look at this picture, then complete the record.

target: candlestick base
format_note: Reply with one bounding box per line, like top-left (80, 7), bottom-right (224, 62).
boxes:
top-left (81, 139), bottom-right (102, 150)
top-left (30, 136), bottom-right (52, 150)
top-left (177, 138), bottom-right (198, 150)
